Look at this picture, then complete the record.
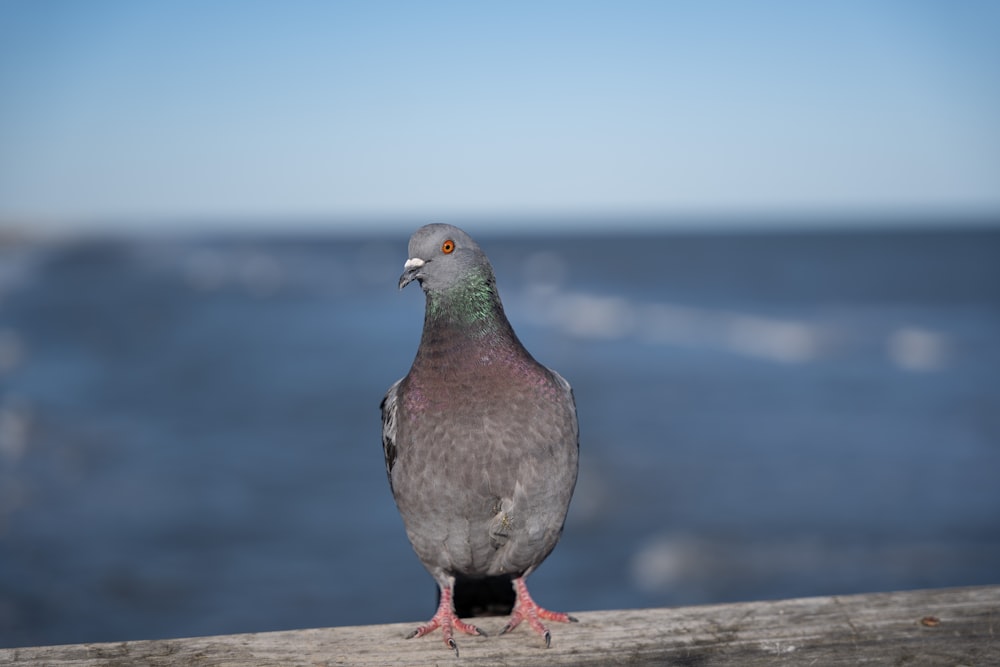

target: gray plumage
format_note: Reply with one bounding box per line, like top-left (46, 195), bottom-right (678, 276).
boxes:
top-left (381, 223), bottom-right (579, 653)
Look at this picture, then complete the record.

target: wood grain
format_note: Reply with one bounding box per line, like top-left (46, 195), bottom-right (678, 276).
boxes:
top-left (3, 586), bottom-right (996, 666)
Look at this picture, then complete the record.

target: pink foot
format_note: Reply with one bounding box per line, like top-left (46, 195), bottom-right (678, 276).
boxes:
top-left (406, 586), bottom-right (485, 656)
top-left (500, 577), bottom-right (578, 648)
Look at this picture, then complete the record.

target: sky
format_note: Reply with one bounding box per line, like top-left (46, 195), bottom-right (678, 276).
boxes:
top-left (1, 1), bottom-right (999, 234)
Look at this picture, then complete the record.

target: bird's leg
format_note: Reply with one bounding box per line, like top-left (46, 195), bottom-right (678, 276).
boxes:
top-left (406, 584), bottom-right (486, 656)
top-left (500, 577), bottom-right (578, 648)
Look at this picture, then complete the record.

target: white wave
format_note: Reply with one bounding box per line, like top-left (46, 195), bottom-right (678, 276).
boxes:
top-left (522, 286), bottom-right (831, 363)
top-left (887, 327), bottom-right (950, 371)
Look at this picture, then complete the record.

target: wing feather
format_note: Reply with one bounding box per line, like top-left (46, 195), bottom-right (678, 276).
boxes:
top-left (380, 379), bottom-right (402, 492)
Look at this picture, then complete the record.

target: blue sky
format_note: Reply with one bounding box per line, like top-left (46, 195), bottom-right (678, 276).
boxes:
top-left (1, 1), bottom-right (999, 233)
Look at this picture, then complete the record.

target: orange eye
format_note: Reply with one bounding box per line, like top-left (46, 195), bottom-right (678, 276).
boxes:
top-left (441, 239), bottom-right (455, 254)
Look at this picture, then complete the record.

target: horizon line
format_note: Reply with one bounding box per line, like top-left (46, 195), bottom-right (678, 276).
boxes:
top-left (3, 206), bottom-right (999, 241)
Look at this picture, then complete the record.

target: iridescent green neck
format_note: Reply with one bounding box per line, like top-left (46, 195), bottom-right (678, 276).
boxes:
top-left (421, 269), bottom-right (517, 346)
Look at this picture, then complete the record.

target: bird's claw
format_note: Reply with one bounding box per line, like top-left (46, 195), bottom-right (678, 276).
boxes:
top-left (500, 577), bottom-right (577, 648)
top-left (405, 600), bottom-right (483, 655)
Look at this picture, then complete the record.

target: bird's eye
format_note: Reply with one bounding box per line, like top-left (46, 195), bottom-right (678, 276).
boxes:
top-left (441, 239), bottom-right (455, 254)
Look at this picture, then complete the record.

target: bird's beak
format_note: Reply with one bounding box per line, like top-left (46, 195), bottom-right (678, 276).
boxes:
top-left (398, 257), bottom-right (426, 289)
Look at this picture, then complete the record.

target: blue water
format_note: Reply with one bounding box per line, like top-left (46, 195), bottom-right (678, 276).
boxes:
top-left (1, 226), bottom-right (999, 648)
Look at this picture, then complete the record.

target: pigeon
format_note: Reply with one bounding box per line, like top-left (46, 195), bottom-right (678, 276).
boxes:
top-left (381, 223), bottom-right (579, 655)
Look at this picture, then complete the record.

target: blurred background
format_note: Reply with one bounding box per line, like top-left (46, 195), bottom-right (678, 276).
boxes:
top-left (1, 0), bottom-right (999, 649)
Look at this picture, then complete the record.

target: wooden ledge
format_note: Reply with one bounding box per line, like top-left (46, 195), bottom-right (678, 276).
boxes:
top-left (3, 586), bottom-right (997, 666)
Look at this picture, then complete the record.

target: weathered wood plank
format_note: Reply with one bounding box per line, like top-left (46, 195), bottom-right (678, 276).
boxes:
top-left (3, 586), bottom-right (997, 666)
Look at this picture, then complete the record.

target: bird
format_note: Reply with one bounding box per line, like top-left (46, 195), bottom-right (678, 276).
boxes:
top-left (381, 223), bottom-right (579, 656)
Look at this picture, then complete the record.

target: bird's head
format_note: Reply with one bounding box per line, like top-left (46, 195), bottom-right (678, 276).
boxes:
top-left (398, 223), bottom-right (493, 293)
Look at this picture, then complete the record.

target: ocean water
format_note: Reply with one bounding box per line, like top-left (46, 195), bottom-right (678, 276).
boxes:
top-left (1, 226), bottom-right (998, 648)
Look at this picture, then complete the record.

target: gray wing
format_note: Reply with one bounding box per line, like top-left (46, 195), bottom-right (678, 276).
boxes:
top-left (548, 367), bottom-right (579, 449)
top-left (380, 379), bottom-right (402, 493)
top-left (483, 364), bottom-right (579, 577)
